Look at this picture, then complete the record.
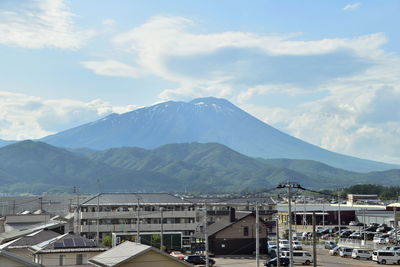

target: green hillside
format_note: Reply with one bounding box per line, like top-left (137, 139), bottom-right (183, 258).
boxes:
top-left (0, 141), bottom-right (399, 194)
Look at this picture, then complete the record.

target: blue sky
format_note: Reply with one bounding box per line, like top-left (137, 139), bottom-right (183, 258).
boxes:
top-left (1, 0), bottom-right (400, 164)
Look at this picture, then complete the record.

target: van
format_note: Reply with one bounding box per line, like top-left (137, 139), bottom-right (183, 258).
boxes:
top-left (372, 250), bottom-right (400, 265)
top-left (339, 247), bottom-right (353, 257)
top-left (280, 251), bottom-right (313, 265)
top-left (351, 249), bottom-right (372, 260)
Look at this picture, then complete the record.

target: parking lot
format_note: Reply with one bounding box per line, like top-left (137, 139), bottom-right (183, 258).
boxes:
top-left (211, 249), bottom-right (380, 267)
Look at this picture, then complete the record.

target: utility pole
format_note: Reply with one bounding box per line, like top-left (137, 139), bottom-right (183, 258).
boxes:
top-left (160, 207), bottom-right (164, 251)
top-left (204, 203), bottom-right (209, 267)
top-left (12, 200), bottom-right (16, 215)
top-left (395, 207), bottom-right (398, 244)
top-left (312, 212), bottom-right (317, 267)
top-left (363, 208), bottom-right (366, 246)
top-left (136, 198), bottom-right (141, 243)
top-left (338, 190), bottom-right (341, 236)
top-left (277, 182), bottom-right (302, 267)
top-left (276, 218), bottom-right (280, 267)
top-left (96, 194), bottom-right (100, 245)
top-left (256, 202), bottom-right (260, 267)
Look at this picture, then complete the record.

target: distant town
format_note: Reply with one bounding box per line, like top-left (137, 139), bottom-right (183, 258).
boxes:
top-left (0, 186), bottom-right (400, 266)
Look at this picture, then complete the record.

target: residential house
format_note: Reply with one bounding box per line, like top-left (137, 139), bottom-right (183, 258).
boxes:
top-left (0, 229), bottom-right (60, 261)
top-left (30, 233), bottom-right (107, 266)
top-left (88, 241), bottom-right (191, 267)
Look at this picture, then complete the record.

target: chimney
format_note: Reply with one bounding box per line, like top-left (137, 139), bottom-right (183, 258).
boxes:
top-left (229, 207), bottom-right (236, 222)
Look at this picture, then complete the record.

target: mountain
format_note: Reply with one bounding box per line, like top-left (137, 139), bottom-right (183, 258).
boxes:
top-left (0, 141), bottom-right (179, 194)
top-left (41, 97), bottom-right (398, 172)
top-left (0, 139), bottom-right (15, 147)
top-left (86, 142), bottom-right (400, 190)
top-left (0, 141), bottom-right (399, 194)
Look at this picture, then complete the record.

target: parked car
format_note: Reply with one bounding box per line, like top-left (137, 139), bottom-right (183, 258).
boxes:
top-left (170, 251), bottom-right (186, 260)
top-left (372, 250), bottom-right (400, 265)
top-left (184, 255), bottom-right (215, 266)
top-left (329, 246), bottom-right (341, 256)
top-left (279, 240), bottom-right (290, 250)
top-left (292, 241), bottom-right (302, 250)
top-left (324, 241), bottom-right (337, 249)
top-left (267, 241), bottom-right (277, 254)
top-left (264, 257), bottom-right (290, 267)
top-left (280, 251), bottom-right (313, 265)
top-left (349, 221), bottom-right (364, 226)
top-left (339, 247), bottom-right (353, 258)
top-left (351, 249), bottom-right (372, 260)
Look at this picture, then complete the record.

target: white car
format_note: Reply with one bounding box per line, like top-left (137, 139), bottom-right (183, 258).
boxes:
top-left (372, 250), bottom-right (400, 265)
top-left (293, 241), bottom-right (303, 250)
top-left (339, 247), bottom-right (353, 258)
top-left (352, 249), bottom-right (372, 260)
top-left (280, 251), bottom-right (313, 265)
top-left (279, 240), bottom-right (290, 249)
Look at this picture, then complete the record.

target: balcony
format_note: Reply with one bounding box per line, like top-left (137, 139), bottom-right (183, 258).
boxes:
top-left (79, 222), bottom-right (198, 233)
top-left (79, 210), bottom-right (197, 220)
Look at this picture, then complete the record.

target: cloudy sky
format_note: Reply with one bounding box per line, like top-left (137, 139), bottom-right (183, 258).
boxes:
top-left (1, 0), bottom-right (399, 164)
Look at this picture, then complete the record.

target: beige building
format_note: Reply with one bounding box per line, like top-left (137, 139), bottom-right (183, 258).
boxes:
top-left (30, 233), bottom-right (107, 266)
top-left (89, 241), bottom-right (191, 267)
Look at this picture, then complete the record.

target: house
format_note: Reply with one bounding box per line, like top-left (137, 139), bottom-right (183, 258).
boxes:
top-left (0, 249), bottom-right (42, 267)
top-left (29, 233), bottom-right (107, 266)
top-left (88, 241), bottom-right (191, 267)
top-left (0, 220), bottom-right (66, 245)
top-left (194, 210), bottom-right (269, 255)
top-left (0, 229), bottom-right (60, 261)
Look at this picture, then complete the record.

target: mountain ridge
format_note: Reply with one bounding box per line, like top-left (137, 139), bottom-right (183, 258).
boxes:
top-left (25, 97), bottom-right (400, 172)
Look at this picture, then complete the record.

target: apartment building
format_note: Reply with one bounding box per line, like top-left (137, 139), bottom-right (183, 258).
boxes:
top-left (77, 193), bottom-right (198, 250)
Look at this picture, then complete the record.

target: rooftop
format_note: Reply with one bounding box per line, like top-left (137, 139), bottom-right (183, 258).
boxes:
top-left (81, 193), bottom-right (193, 206)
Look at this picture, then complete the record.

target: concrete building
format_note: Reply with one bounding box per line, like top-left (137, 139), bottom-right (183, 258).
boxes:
top-left (89, 241), bottom-right (191, 267)
top-left (77, 193), bottom-right (198, 251)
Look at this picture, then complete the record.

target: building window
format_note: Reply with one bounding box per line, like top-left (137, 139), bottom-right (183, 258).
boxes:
top-left (59, 255), bottom-right (66, 266)
top-left (76, 254), bottom-right (86, 265)
top-left (243, 226), bottom-right (249, 236)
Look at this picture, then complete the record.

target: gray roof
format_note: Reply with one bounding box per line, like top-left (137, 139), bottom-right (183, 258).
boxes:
top-left (203, 211), bottom-right (254, 237)
top-left (3, 229), bottom-right (60, 249)
top-left (81, 193), bottom-right (193, 206)
top-left (0, 195), bottom-right (91, 217)
top-left (89, 241), bottom-right (191, 267)
top-left (0, 220), bottom-right (66, 244)
top-left (31, 233), bottom-right (107, 254)
top-left (0, 249), bottom-right (42, 266)
top-left (187, 196), bottom-right (275, 205)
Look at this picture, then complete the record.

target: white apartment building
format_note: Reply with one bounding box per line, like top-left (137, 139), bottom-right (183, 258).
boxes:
top-left (77, 193), bottom-right (198, 250)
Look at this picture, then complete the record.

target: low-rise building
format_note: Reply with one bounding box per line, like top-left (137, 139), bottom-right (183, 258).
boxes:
top-left (89, 241), bottom-right (191, 267)
top-left (30, 233), bottom-right (107, 266)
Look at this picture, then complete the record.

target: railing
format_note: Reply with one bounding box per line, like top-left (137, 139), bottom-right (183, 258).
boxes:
top-left (80, 210), bottom-right (197, 219)
top-left (79, 222), bottom-right (198, 233)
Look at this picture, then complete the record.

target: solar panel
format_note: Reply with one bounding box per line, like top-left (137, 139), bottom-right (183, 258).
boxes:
top-left (73, 238), bottom-right (85, 247)
top-left (53, 242), bottom-right (64, 249)
top-left (84, 239), bottom-right (96, 247)
top-left (63, 238), bottom-right (74, 248)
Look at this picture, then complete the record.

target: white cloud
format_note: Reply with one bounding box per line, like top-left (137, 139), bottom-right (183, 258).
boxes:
top-left (82, 15), bottom-right (400, 164)
top-left (0, 0), bottom-right (92, 49)
top-left (0, 91), bottom-right (137, 140)
top-left (343, 3), bottom-right (361, 11)
top-left (81, 60), bottom-right (141, 78)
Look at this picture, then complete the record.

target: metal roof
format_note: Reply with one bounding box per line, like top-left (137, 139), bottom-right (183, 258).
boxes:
top-left (89, 241), bottom-right (191, 267)
top-left (187, 196), bottom-right (275, 205)
top-left (81, 193), bottom-right (193, 206)
top-left (2, 229), bottom-right (60, 249)
top-left (0, 249), bottom-right (42, 267)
